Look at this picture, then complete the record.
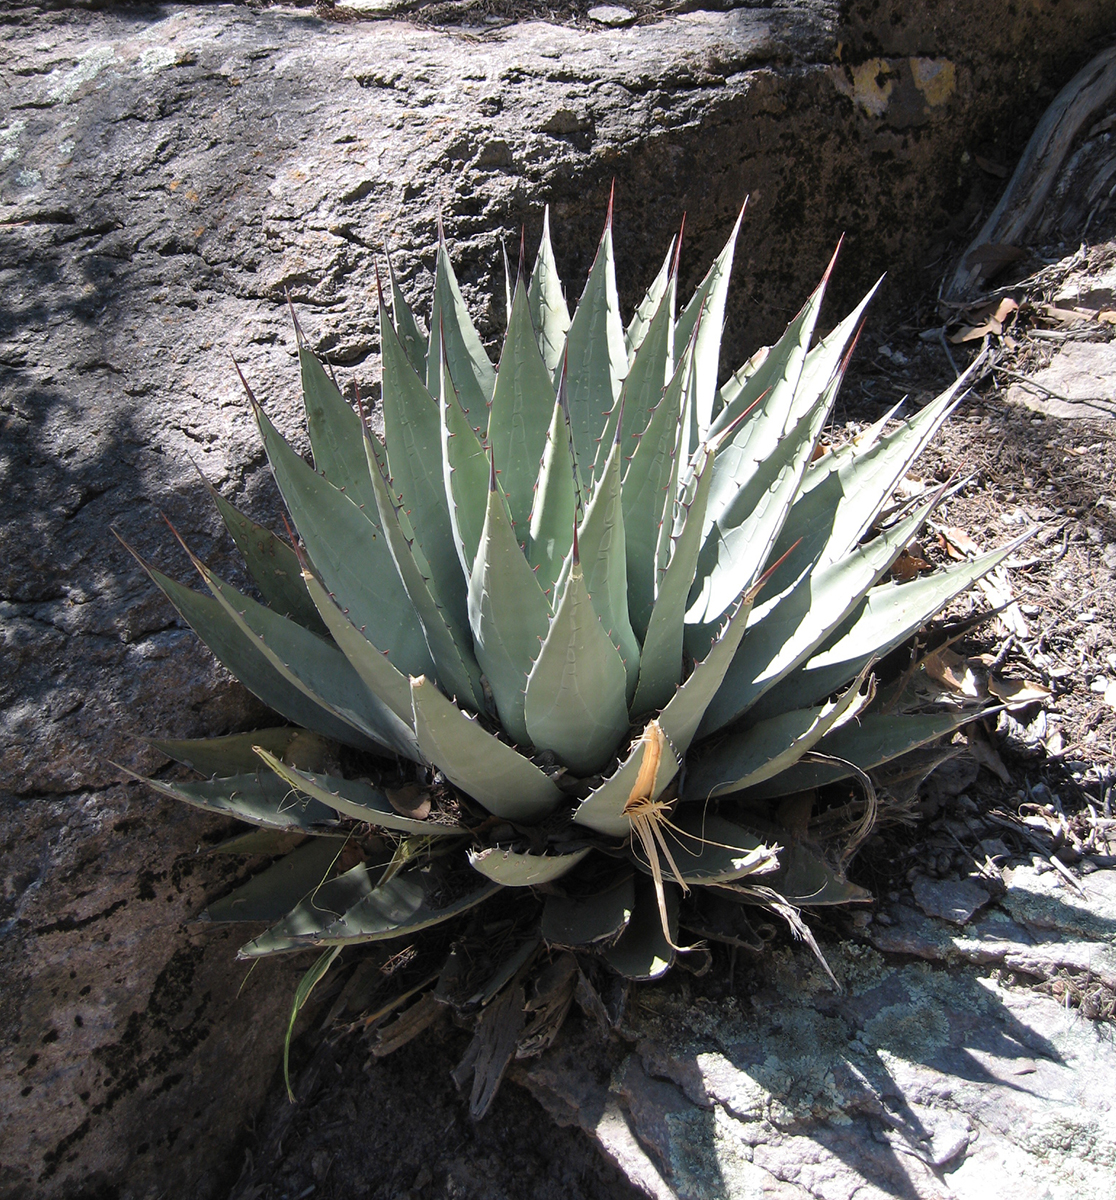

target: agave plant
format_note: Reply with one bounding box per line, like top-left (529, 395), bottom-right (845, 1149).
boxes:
top-left (120, 196), bottom-right (1020, 1112)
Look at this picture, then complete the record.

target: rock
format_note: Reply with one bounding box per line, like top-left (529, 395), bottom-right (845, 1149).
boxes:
top-left (868, 863), bottom-right (1116, 991)
top-left (919, 753), bottom-right (980, 810)
top-left (912, 874), bottom-right (991, 924)
top-left (588, 6), bottom-right (637, 27)
top-left (1005, 341), bottom-right (1116, 419)
top-left (337, 0), bottom-right (401, 12)
top-left (4, 0), bottom-right (1116, 1196)
top-left (521, 936), bottom-right (1116, 1200)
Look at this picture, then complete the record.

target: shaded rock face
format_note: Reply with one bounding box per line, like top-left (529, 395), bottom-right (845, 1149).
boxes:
top-left (2, 2), bottom-right (1115, 1197)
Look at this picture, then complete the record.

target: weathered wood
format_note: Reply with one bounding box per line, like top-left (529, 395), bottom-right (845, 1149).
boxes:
top-left (948, 46), bottom-right (1116, 299)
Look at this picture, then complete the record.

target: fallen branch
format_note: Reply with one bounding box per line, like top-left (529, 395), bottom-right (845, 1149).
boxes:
top-left (947, 46), bottom-right (1116, 299)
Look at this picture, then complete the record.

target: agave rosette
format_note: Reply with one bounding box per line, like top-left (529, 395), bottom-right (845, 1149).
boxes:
top-left (123, 198), bottom-right (1019, 1009)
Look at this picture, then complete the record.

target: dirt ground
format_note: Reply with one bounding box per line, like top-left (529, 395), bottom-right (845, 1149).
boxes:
top-left (843, 214), bottom-right (1116, 785)
top-left (228, 1019), bottom-right (642, 1200)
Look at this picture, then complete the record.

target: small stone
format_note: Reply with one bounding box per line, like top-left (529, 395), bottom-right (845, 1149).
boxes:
top-left (337, 0), bottom-right (399, 11)
top-left (1029, 781), bottom-right (1054, 806)
top-left (980, 838), bottom-right (1011, 861)
top-left (588, 5), bottom-right (637, 27)
top-left (911, 874), bottom-right (990, 925)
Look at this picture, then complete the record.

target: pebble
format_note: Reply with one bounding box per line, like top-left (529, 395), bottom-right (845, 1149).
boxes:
top-left (588, 5), bottom-right (637, 26)
top-left (911, 875), bottom-right (990, 925)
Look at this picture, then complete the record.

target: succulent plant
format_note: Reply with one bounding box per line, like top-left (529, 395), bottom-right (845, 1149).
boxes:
top-left (120, 197), bottom-right (1020, 1112)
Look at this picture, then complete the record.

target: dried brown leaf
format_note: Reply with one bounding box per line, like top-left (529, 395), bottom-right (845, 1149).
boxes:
top-left (965, 726), bottom-right (1012, 784)
top-left (987, 676), bottom-right (1052, 707)
top-left (949, 297), bottom-right (1019, 343)
top-left (937, 525), bottom-right (982, 560)
top-left (891, 548), bottom-right (931, 581)
top-left (924, 647), bottom-right (986, 699)
top-left (386, 784), bottom-right (432, 820)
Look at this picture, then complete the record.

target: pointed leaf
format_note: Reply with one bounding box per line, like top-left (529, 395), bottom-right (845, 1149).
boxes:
top-left (254, 402), bottom-right (434, 679)
top-left (150, 727), bottom-right (330, 779)
top-left (440, 356), bottom-right (491, 577)
top-left (299, 566), bottom-right (417, 734)
top-left (575, 439), bottom-right (640, 701)
top-left (410, 675), bottom-right (564, 823)
top-left (284, 947), bottom-right (341, 1100)
top-left (388, 254), bottom-right (428, 377)
top-left (255, 748), bottom-right (467, 837)
top-left (524, 561), bottom-right (631, 776)
top-left (760, 536), bottom-right (1029, 716)
top-left (632, 436), bottom-right (717, 715)
top-left (141, 561), bottom-right (383, 751)
top-left (427, 238), bottom-right (496, 414)
top-left (208, 486), bottom-right (328, 635)
top-left (685, 670), bottom-right (871, 800)
top-left (562, 215), bottom-right (626, 477)
top-left (468, 846), bottom-right (592, 887)
top-left (597, 272), bottom-right (675, 477)
top-left (625, 238), bottom-right (675, 363)
top-left (541, 872), bottom-right (635, 946)
top-left (299, 345), bottom-right (379, 513)
top-left (206, 838), bottom-right (345, 923)
top-left (528, 205), bottom-right (571, 373)
top-left (238, 861), bottom-right (377, 956)
top-left (687, 393), bottom-right (832, 633)
top-left (114, 763), bottom-right (336, 831)
top-left (501, 238), bottom-right (514, 329)
top-left (734, 710), bottom-right (980, 801)
top-left (674, 206), bottom-right (743, 436)
top-left (379, 294), bottom-right (469, 634)
top-left (488, 278), bottom-right (556, 535)
top-left (708, 250), bottom-right (835, 452)
top-left (278, 870), bottom-right (499, 951)
top-left (192, 556), bottom-right (414, 756)
top-left (700, 501), bottom-right (935, 735)
top-left (657, 584), bottom-right (761, 756)
top-left (602, 877), bottom-right (678, 981)
top-left (787, 278), bottom-right (880, 428)
top-left (622, 337), bottom-right (692, 640)
top-left (468, 471), bottom-right (552, 745)
top-left (366, 437), bottom-right (485, 711)
top-left (767, 380), bottom-right (962, 608)
top-left (527, 394), bottom-right (577, 602)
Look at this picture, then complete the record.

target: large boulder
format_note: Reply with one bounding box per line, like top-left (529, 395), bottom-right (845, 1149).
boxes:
top-left (2, 2), bottom-right (1114, 1196)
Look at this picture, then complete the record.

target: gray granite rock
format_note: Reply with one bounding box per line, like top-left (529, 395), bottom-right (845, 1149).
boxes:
top-left (589, 6), bottom-right (637, 27)
top-left (4, 1), bottom-right (1116, 1196)
top-left (911, 874), bottom-right (991, 925)
top-left (1005, 340), bottom-right (1116, 419)
top-left (521, 919), bottom-right (1116, 1199)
